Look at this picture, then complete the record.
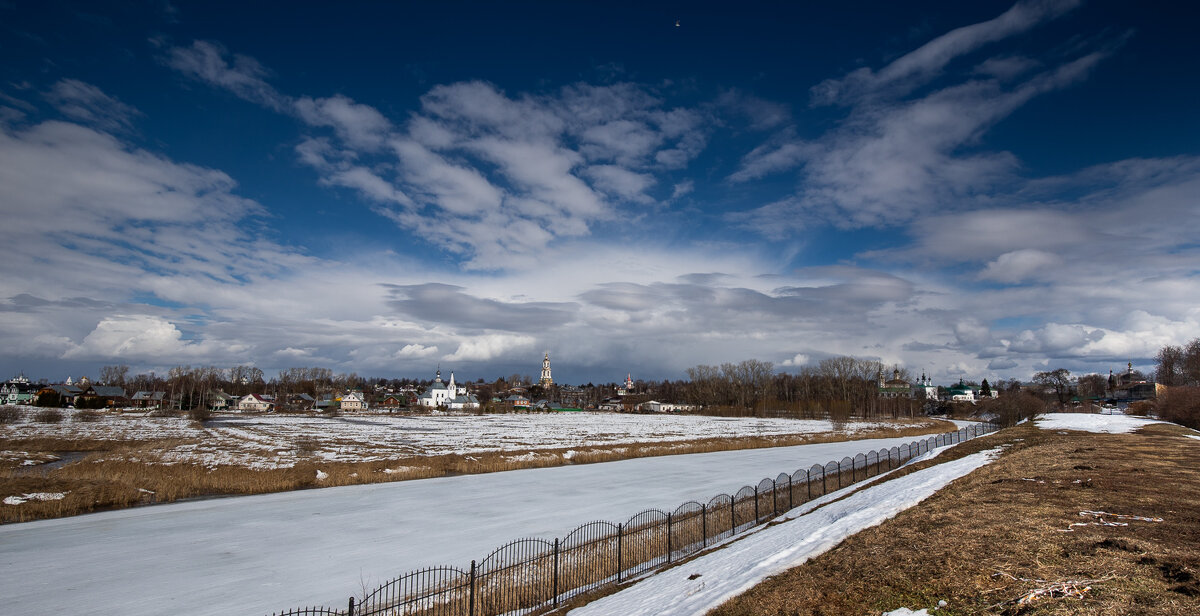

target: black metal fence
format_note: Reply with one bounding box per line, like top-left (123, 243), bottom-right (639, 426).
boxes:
top-left (270, 423), bottom-right (998, 616)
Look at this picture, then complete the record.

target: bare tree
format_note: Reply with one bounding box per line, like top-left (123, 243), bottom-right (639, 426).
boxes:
top-left (1033, 368), bottom-right (1072, 405)
top-left (99, 364), bottom-right (130, 387)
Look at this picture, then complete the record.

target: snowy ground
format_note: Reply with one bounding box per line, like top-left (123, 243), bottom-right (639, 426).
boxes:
top-left (0, 432), bottom-right (955, 616)
top-left (1035, 412), bottom-right (1168, 434)
top-left (569, 446), bottom-right (1001, 616)
top-left (0, 407), bottom-right (920, 469)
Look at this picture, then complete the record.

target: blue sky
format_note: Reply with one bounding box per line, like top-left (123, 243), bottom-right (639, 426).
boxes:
top-left (2, 0), bottom-right (1199, 385)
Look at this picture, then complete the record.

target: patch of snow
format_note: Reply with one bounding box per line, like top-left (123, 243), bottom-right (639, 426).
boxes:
top-left (1185, 435), bottom-right (1200, 442)
top-left (569, 448), bottom-right (1001, 616)
top-left (1035, 413), bottom-right (1166, 434)
top-left (883, 609), bottom-right (930, 616)
top-left (315, 470), bottom-right (328, 481)
top-left (4, 492), bottom-right (68, 505)
top-left (3, 412), bottom-right (943, 469)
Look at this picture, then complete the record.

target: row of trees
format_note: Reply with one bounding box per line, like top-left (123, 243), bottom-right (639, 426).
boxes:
top-left (1155, 339), bottom-right (1200, 387)
top-left (1155, 338), bottom-right (1200, 429)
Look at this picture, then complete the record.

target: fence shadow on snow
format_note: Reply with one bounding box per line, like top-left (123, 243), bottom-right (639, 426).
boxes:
top-left (271, 423), bottom-right (998, 616)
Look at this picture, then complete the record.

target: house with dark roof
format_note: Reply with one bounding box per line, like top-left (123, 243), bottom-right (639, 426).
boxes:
top-left (76, 385), bottom-right (127, 408)
top-left (131, 391), bottom-right (166, 409)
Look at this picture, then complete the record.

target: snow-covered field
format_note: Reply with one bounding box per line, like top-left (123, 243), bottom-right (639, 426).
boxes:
top-left (0, 432), bottom-right (955, 616)
top-left (1, 408), bottom-right (916, 468)
top-left (1035, 412), bottom-right (1168, 434)
top-left (570, 447), bottom-right (1001, 616)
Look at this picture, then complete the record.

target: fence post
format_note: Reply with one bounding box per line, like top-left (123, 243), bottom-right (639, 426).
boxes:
top-left (730, 496), bottom-right (735, 535)
top-left (469, 560), bottom-right (476, 616)
top-left (753, 486), bottom-right (759, 522)
top-left (788, 475), bottom-right (793, 511)
top-left (837, 461), bottom-right (843, 489)
top-left (617, 523), bottom-right (623, 582)
top-left (702, 503), bottom-right (707, 548)
top-left (348, 596), bottom-right (355, 616)
top-left (553, 537), bottom-right (560, 607)
top-left (806, 470), bottom-right (812, 501)
top-left (667, 513), bottom-right (673, 564)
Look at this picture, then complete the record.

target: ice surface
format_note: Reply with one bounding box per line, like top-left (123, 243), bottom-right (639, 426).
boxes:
top-left (0, 432), bottom-right (954, 616)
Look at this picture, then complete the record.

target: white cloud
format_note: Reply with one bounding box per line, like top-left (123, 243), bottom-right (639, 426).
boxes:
top-left (395, 344), bottom-right (438, 358)
top-left (810, 0), bottom-right (1081, 105)
top-left (43, 79), bottom-right (142, 133)
top-left (295, 94), bottom-right (393, 151)
top-left (63, 315), bottom-right (213, 360)
top-left (443, 334), bottom-right (536, 362)
top-left (979, 249), bottom-right (1063, 283)
top-left (164, 40), bottom-right (289, 111)
top-left (780, 353), bottom-right (810, 367)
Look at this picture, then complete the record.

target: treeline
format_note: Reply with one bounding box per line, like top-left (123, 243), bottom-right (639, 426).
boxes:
top-left (680, 357), bottom-right (924, 419)
top-left (1155, 338), bottom-right (1200, 429)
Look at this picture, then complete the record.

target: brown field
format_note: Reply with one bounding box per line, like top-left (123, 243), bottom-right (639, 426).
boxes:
top-left (0, 417), bottom-right (955, 524)
top-left (709, 421), bottom-right (1200, 616)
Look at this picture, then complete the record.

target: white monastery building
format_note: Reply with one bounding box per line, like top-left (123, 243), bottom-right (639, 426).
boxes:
top-left (418, 368), bottom-right (480, 409)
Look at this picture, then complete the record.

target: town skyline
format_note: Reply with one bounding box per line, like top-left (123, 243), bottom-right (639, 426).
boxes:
top-left (3, 1), bottom-right (1199, 384)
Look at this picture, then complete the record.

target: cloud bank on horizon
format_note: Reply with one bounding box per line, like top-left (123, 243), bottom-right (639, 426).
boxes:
top-left (1, 0), bottom-right (1198, 384)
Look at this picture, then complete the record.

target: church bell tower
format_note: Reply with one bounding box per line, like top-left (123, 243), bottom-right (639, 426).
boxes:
top-left (539, 352), bottom-right (554, 386)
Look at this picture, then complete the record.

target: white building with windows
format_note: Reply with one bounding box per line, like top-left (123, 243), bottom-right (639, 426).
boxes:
top-left (339, 391), bottom-right (368, 412)
top-left (418, 369), bottom-right (480, 409)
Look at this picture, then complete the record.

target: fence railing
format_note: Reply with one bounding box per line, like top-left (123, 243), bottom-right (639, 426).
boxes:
top-left (270, 422), bottom-right (998, 616)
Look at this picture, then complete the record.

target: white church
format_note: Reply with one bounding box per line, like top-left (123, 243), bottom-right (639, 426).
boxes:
top-left (417, 368), bottom-right (480, 410)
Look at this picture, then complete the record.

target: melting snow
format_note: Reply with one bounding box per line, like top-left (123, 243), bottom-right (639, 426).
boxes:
top-left (1, 410), bottom-right (932, 469)
top-left (569, 448), bottom-right (1001, 616)
top-left (4, 492), bottom-right (68, 505)
top-left (1035, 413), bottom-right (1166, 434)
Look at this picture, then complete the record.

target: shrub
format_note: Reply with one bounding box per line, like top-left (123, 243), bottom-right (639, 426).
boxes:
top-left (148, 408), bottom-right (180, 418)
top-left (1126, 400), bottom-right (1155, 417)
top-left (35, 391), bottom-right (62, 407)
top-left (0, 406), bottom-right (21, 424)
top-left (1156, 386), bottom-right (1200, 430)
top-left (34, 409), bottom-right (64, 424)
top-left (188, 406), bottom-right (212, 422)
top-left (74, 409), bottom-right (103, 423)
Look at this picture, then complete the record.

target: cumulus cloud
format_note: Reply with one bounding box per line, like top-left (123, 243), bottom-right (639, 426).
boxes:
top-left (979, 249), bottom-right (1063, 283)
top-left (63, 315), bottom-right (215, 360)
top-left (780, 353), bottom-right (810, 367)
top-left (395, 344), bottom-right (438, 358)
top-left (443, 334), bottom-right (536, 362)
top-left (166, 46), bottom-right (716, 268)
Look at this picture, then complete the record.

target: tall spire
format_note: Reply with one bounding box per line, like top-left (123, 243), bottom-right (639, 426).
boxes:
top-left (539, 352), bottom-right (553, 386)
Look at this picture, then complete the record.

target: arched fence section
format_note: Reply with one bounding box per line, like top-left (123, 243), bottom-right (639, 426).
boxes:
top-left (270, 422), bottom-right (999, 616)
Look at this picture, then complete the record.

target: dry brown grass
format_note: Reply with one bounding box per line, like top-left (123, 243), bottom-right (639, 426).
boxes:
top-left (0, 418), bottom-right (956, 524)
top-left (709, 422), bottom-right (1200, 616)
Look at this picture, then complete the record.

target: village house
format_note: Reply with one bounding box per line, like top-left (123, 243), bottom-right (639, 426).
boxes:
top-left (236, 393), bottom-right (274, 413)
top-left (130, 391), bottom-right (166, 410)
top-left (1, 374), bottom-right (38, 405)
top-left (339, 391), bottom-right (368, 412)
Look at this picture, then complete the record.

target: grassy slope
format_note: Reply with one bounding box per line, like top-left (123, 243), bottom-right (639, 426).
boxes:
top-left (710, 422), bottom-right (1200, 615)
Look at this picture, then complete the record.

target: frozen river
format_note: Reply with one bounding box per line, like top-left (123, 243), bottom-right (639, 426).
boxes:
top-left (0, 431), bottom-right (956, 616)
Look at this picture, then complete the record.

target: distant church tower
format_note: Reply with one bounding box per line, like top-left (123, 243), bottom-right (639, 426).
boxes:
top-left (539, 352), bottom-right (554, 386)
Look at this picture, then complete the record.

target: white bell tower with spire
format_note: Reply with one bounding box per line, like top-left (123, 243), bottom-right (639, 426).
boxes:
top-left (539, 352), bottom-right (553, 386)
